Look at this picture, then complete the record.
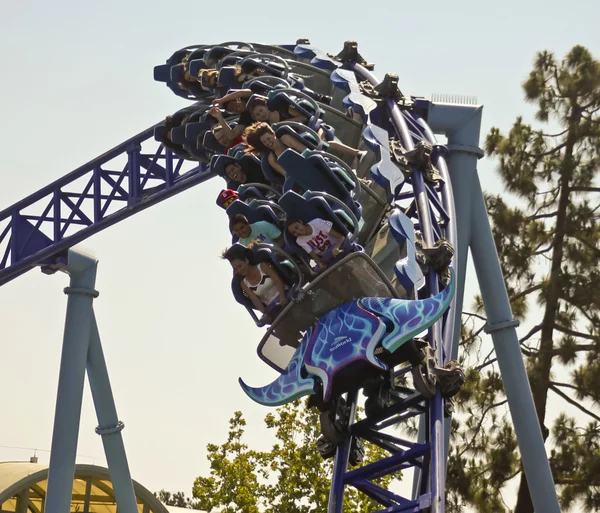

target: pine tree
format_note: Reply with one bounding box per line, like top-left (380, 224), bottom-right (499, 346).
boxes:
top-left (446, 45), bottom-right (600, 511)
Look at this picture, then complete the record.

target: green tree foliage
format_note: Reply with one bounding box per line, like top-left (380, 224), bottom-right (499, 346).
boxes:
top-left (192, 401), bottom-right (393, 513)
top-left (155, 489), bottom-right (200, 509)
top-left (447, 46), bottom-right (600, 512)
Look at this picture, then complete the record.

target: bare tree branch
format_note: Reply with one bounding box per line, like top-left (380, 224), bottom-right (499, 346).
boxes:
top-left (519, 325), bottom-right (543, 345)
top-left (554, 323), bottom-right (599, 342)
top-left (571, 186), bottom-right (600, 193)
top-left (510, 284), bottom-right (543, 303)
top-left (460, 324), bottom-right (487, 347)
top-left (529, 211), bottom-right (558, 220)
top-left (463, 312), bottom-right (487, 322)
top-left (550, 381), bottom-right (581, 392)
top-left (527, 143), bottom-right (567, 158)
top-left (476, 358), bottom-right (498, 372)
top-left (542, 128), bottom-right (569, 139)
top-left (549, 385), bottom-right (600, 422)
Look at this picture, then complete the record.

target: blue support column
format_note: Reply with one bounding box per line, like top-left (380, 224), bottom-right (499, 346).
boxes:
top-left (426, 103), bottom-right (482, 356)
top-left (427, 101), bottom-right (560, 513)
top-left (45, 249), bottom-right (99, 513)
top-left (469, 174), bottom-right (560, 513)
top-left (87, 312), bottom-right (138, 513)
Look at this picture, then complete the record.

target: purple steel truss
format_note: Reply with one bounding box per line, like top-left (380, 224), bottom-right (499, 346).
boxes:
top-left (0, 123), bottom-right (212, 286)
top-left (321, 60), bottom-right (457, 513)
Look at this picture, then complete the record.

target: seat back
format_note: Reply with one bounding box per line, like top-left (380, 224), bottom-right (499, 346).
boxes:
top-left (267, 92), bottom-right (318, 121)
top-left (238, 154), bottom-right (270, 183)
top-left (241, 58), bottom-right (285, 78)
top-left (274, 125), bottom-right (320, 151)
top-left (189, 58), bottom-right (208, 78)
top-left (278, 149), bottom-right (361, 219)
top-left (153, 49), bottom-right (190, 83)
top-left (169, 64), bottom-right (207, 97)
top-left (231, 273), bottom-right (260, 322)
top-left (202, 132), bottom-right (225, 154)
top-left (225, 199), bottom-right (281, 227)
top-left (206, 46), bottom-right (235, 64)
top-left (154, 124), bottom-right (169, 143)
top-left (218, 66), bottom-right (241, 89)
top-left (153, 64), bottom-right (171, 84)
top-left (260, 152), bottom-right (286, 187)
top-left (210, 155), bottom-right (236, 178)
top-left (184, 121), bottom-right (211, 144)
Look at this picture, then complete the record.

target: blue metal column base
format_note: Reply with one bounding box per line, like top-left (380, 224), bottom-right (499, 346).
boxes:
top-left (45, 249), bottom-right (99, 513)
top-left (87, 312), bottom-right (138, 513)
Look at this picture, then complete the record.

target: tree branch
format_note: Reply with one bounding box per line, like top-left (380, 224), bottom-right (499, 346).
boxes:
top-left (543, 128), bottom-right (569, 139)
top-left (554, 477), bottom-right (600, 486)
top-left (463, 311), bottom-right (487, 322)
top-left (510, 284), bottom-right (543, 303)
top-left (460, 324), bottom-right (487, 347)
top-left (533, 244), bottom-right (554, 255)
top-left (554, 323), bottom-right (598, 342)
top-left (519, 324), bottom-right (543, 345)
top-left (476, 357), bottom-right (498, 372)
top-left (550, 381), bottom-right (580, 392)
top-left (570, 235), bottom-right (600, 257)
top-left (458, 399), bottom-right (509, 458)
top-left (549, 385), bottom-right (600, 422)
top-left (475, 348), bottom-right (497, 372)
top-left (528, 211), bottom-right (558, 220)
top-left (571, 186), bottom-right (600, 193)
top-left (527, 142), bottom-right (567, 158)
top-left (529, 142), bottom-right (567, 158)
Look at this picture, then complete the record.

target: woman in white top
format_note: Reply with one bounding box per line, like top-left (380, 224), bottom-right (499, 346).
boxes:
top-left (222, 244), bottom-right (289, 320)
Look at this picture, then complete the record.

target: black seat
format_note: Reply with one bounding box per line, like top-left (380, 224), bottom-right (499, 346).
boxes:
top-left (225, 199), bottom-right (281, 228)
top-left (278, 149), bottom-right (362, 220)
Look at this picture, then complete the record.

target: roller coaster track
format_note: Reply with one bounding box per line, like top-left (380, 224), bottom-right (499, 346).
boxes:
top-left (0, 40), bottom-right (561, 513)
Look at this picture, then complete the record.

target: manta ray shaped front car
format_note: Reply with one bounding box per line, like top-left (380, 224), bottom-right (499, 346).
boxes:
top-left (239, 268), bottom-right (455, 406)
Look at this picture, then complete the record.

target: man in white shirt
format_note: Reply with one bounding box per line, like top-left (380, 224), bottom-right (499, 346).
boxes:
top-left (286, 217), bottom-right (346, 271)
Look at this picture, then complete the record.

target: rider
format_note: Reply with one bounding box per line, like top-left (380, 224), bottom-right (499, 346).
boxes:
top-left (216, 189), bottom-right (239, 210)
top-left (222, 244), bottom-right (289, 322)
top-left (229, 214), bottom-right (284, 248)
top-left (285, 217), bottom-right (346, 271)
top-left (244, 122), bottom-right (366, 176)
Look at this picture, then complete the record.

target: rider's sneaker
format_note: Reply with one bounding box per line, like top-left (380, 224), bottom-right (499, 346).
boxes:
top-left (316, 435), bottom-right (336, 460)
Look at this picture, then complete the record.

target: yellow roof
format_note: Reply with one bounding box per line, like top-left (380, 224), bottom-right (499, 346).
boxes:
top-left (0, 461), bottom-right (169, 513)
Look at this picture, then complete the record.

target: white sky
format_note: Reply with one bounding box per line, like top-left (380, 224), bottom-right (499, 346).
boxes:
top-left (0, 0), bottom-right (598, 505)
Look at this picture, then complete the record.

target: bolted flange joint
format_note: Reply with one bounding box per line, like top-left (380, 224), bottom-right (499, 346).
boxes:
top-left (483, 319), bottom-right (520, 334)
top-left (63, 287), bottom-right (99, 298)
top-left (95, 421), bottom-right (125, 436)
